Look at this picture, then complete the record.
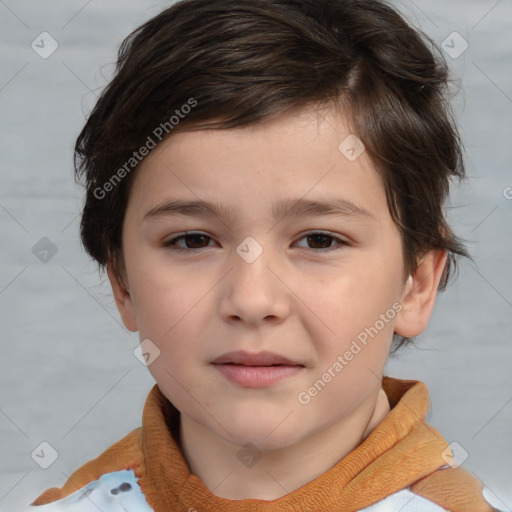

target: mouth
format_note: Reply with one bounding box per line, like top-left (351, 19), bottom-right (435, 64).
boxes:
top-left (210, 351), bottom-right (305, 388)
top-left (219, 363), bottom-right (296, 366)
top-left (211, 350), bottom-right (304, 367)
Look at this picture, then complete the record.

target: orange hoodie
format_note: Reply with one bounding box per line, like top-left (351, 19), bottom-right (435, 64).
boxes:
top-left (30, 377), bottom-right (497, 511)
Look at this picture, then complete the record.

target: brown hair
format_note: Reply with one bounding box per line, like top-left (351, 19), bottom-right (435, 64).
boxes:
top-left (75, 0), bottom-right (469, 349)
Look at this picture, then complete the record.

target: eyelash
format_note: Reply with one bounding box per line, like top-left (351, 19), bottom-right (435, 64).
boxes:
top-left (162, 231), bottom-right (349, 253)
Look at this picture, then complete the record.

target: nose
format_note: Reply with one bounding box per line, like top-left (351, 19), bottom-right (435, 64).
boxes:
top-left (218, 242), bottom-right (291, 327)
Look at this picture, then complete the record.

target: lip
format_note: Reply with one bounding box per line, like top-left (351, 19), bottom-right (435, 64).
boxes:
top-left (210, 351), bottom-right (305, 388)
top-left (211, 350), bottom-right (302, 366)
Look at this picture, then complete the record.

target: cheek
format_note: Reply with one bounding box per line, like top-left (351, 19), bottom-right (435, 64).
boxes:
top-left (307, 264), bottom-right (399, 325)
top-left (125, 252), bottom-right (200, 335)
top-left (131, 276), bottom-right (208, 406)
top-left (301, 260), bottom-right (401, 362)
top-left (126, 260), bottom-right (214, 368)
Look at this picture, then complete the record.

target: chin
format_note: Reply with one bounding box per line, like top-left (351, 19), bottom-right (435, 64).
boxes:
top-left (221, 418), bottom-right (304, 451)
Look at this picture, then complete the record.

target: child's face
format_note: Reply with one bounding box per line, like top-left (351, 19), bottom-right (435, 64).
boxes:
top-left (113, 106), bottom-right (413, 449)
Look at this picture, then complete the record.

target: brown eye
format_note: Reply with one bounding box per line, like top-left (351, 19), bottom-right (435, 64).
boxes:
top-left (164, 232), bottom-right (215, 251)
top-left (306, 234), bottom-right (334, 249)
top-left (295, 232), bottom-right (348, 251)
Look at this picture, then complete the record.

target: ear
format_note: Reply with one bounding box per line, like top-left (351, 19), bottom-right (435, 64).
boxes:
top-left (394, 249), bottom-right (448, 338)
top-left (107, 259), bottom-right (138, 332)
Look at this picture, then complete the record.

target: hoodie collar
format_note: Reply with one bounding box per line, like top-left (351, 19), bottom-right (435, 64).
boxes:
top-left (139, 377), bottom-right (449, 511)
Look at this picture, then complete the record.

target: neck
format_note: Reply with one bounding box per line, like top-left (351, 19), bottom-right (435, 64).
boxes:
top-left (179, 388), bottom-right (390, 500)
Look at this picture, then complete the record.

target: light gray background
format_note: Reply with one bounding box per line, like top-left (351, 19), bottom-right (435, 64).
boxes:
top-left (0, 0), bottom-right (511, 510)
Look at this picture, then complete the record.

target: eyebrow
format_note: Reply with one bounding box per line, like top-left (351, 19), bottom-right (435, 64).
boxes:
top-left (143, 197), bottom-right (375, 222)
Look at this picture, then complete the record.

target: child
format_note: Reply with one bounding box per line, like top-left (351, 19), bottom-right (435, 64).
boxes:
top-left (30, 0), bottom-right (501, 510)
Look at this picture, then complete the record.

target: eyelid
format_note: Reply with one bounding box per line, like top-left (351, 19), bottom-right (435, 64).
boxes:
top-left (293, 230), bottom-right (350, 250)
top-left (162, 231), bottom-right (215, 251)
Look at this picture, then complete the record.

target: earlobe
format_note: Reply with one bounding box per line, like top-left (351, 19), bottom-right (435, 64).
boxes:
top-left (394, 250), bottom-right (448, 338)
top-left (106, 260), bottom-right (138, 332)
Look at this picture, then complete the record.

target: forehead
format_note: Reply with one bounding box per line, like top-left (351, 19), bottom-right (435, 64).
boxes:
top-left (126, 106), bottom-right (388, 223)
